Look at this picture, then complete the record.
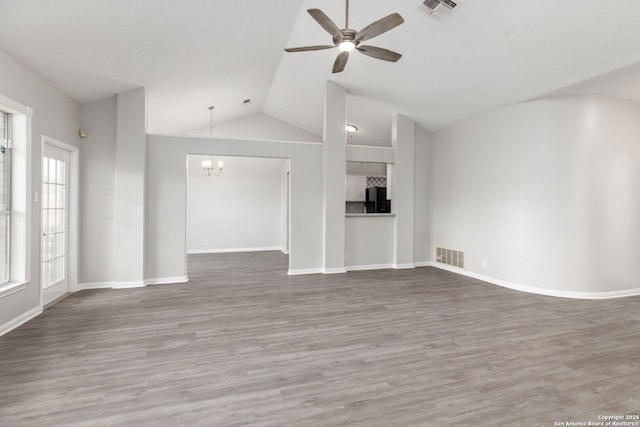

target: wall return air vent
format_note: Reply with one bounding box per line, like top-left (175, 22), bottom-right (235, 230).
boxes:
top-left (420, 0), bottom-right (459, 22)
top-left (436, 247), bottom-right (465, 269)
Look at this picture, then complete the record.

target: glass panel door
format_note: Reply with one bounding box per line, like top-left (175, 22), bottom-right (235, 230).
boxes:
top-left (42, 144), bottom-right (69, 305)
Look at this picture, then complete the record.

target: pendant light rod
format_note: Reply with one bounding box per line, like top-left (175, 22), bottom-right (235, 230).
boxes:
top-left (345, 0), bottom-right (350, 28)
top-left (208, 105), bottom-right (214, 137)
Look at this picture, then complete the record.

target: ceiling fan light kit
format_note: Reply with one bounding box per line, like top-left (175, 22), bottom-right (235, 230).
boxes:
top-left (284, 0), bottom-right (405, 73)
top-left (339, 41), bottom-right (356, 52)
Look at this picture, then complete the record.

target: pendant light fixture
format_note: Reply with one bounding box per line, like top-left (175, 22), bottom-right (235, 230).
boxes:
top-left (202, 106), bottom-right (224, 176)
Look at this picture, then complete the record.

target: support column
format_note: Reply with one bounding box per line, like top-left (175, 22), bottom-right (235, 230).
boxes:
top-left (322, 81), bottom-right (347, 274)
top-left (392, 114), bottom-right (415, 269)
top-left (115, 88), bottom-right (147, 287)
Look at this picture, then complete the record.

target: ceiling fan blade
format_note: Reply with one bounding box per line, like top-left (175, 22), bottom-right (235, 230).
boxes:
top-left (356, 45), bottom-right (402, 62)
top-left (354, 13), bottom-right (404, 43)
top-left (284, 45), bottom-right (336, 52)
top-left (308, 9), bottom-right (343, 41)
top-left (332, 51), bottom-right (349, 73)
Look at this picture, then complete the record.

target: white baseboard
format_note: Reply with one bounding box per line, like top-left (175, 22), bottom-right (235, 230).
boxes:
top-left (0, 306), bottom-right (42, 337)
top-left (188, 247), bottom-right (282, 255)
top-left (393, 263), bottom-right (415, 270)
top-left (323, 267), bottom-right (347, 274)
top-left (146, 276), bottom-right (189, 286)
top-left (288, 268), bottom-right (323, 276)
top-left (80, 277), bottom-right (190, 289)
top-left (113, 281), bottom-right (146, 289)
top-left (428, 262), bottom-right (640, 300)
top-left (346, 263), bottom-right (394, 272)
top-left (79, 281), bottom-right (116, 290)
top-left (414, 261), bottom-right (431, 267)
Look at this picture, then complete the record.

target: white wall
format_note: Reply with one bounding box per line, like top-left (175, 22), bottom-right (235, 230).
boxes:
top-left (114, 88), bottom-right (146, 287)
top-left (346, 162), bottom-right (387, 175)
top-left (79, 97), bottom-right (116, 284)
top-left (322, 81), bottom-right (348, 273)
top-left (187, 155), bottom-right (284, 253)
top-left (187, 112), bottom-right (321, 143)
top-left (414, 125), bottom-right (433, 265)
top-left (432, 95), bottom-right (640, 296)
top-left (280, 160), bottom-right (291, 253)
top-left (0, 50), bottom-right (81, 331)
top-left (391, 114), bottom-right (415, 269)
top-left (345, 216), bottom-right (394, 270)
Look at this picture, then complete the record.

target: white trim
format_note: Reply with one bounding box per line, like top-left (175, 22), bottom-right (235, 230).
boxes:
top-left (149, 132), bottom-right (323, 146)
top-left (414, 261), bottom-right (431, 267)
top-left (187, 247), bottom-right (282, 254)
top-left (0, 94), bottom-right (31, 115)
top-left (40, 136), bottom-right (80, 303)
top-left (281, 249), bottom-right (290, 255)
top-left (145, 276), bottom-right (189, 286)
top-left (323, 267), bottom-right (347, 274)
top-left (288, 268), bottom-right (323, 276)
top-left (393, 263), bottom-right (415, 270)
top-left (4, 99), bottom-right (32, 297)
top-left (428, 262), bottom-right (640, 300)
top-left (0, 306), bottom-right (42, 337)
top-left (346, 263), bottom-right (394, 272)
top-left (113, 281), bottom-right (146, 289)
top-left (79, 278), bottom-right (190, 289)
top-left (79, 281), bottom-right (116, 290)
top-left (0, 282), bottom-right (26, 299)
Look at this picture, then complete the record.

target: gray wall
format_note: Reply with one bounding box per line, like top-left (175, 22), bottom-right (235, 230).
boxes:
top-left (0, 50), bottom-right (81, 329)
top-left (432, 95), bottom-right (640, 294)
top-left (146, 135), bottom-right (324, 279)
top-left (79, 97), bottom-right (116, 284)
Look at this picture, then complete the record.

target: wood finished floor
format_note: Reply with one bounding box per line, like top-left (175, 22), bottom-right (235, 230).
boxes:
top-left (1, 252), bottom-right (640, 426)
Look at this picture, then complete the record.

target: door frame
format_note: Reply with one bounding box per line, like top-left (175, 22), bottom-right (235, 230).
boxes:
top-left (40, 136), bottom-right (79, 308)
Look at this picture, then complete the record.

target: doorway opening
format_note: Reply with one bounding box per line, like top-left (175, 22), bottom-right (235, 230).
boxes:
top-left (185, 154), bottom-right (291, 280)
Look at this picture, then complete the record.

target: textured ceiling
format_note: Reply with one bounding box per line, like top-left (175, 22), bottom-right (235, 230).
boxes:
top-left (2, 0), bottom-right (640, 140)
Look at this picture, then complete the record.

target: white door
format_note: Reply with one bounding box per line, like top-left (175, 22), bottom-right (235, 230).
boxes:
top-left (42, 144), bottom-right (69, 305)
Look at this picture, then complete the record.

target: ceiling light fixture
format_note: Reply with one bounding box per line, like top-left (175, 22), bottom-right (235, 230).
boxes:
top-left (202, 157), bottom-right (224, 176)
top-left (202, 106), bottom-right (224, 176)
top-left (339, 40), bottom-right (355, 52)
top-left (346, 124), bottom-right (358, 133)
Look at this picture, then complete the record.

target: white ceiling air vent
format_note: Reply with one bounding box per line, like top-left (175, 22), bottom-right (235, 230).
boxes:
top-left (420, 0), bottom-right (459, 22)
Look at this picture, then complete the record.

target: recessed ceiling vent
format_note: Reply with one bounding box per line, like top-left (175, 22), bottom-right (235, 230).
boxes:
top-left (420, 0), bottom-right (459, 22)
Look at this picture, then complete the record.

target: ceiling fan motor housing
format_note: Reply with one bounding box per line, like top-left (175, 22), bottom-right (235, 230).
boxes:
top-left (335, 29), bottom-right (357, 46)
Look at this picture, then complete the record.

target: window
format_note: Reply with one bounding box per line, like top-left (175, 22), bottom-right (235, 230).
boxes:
top-left (0, 111), bottom-right (10, 284)
top-left (0, 93), bottom-right (30, 290)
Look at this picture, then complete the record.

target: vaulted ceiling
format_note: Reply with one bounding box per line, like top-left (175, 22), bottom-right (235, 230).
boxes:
top-left (2, 0), bottom-right (640, 143)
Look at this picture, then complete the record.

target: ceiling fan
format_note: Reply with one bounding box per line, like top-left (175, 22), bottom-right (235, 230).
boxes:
top-left (284, 0), bottom-right (405, 73)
